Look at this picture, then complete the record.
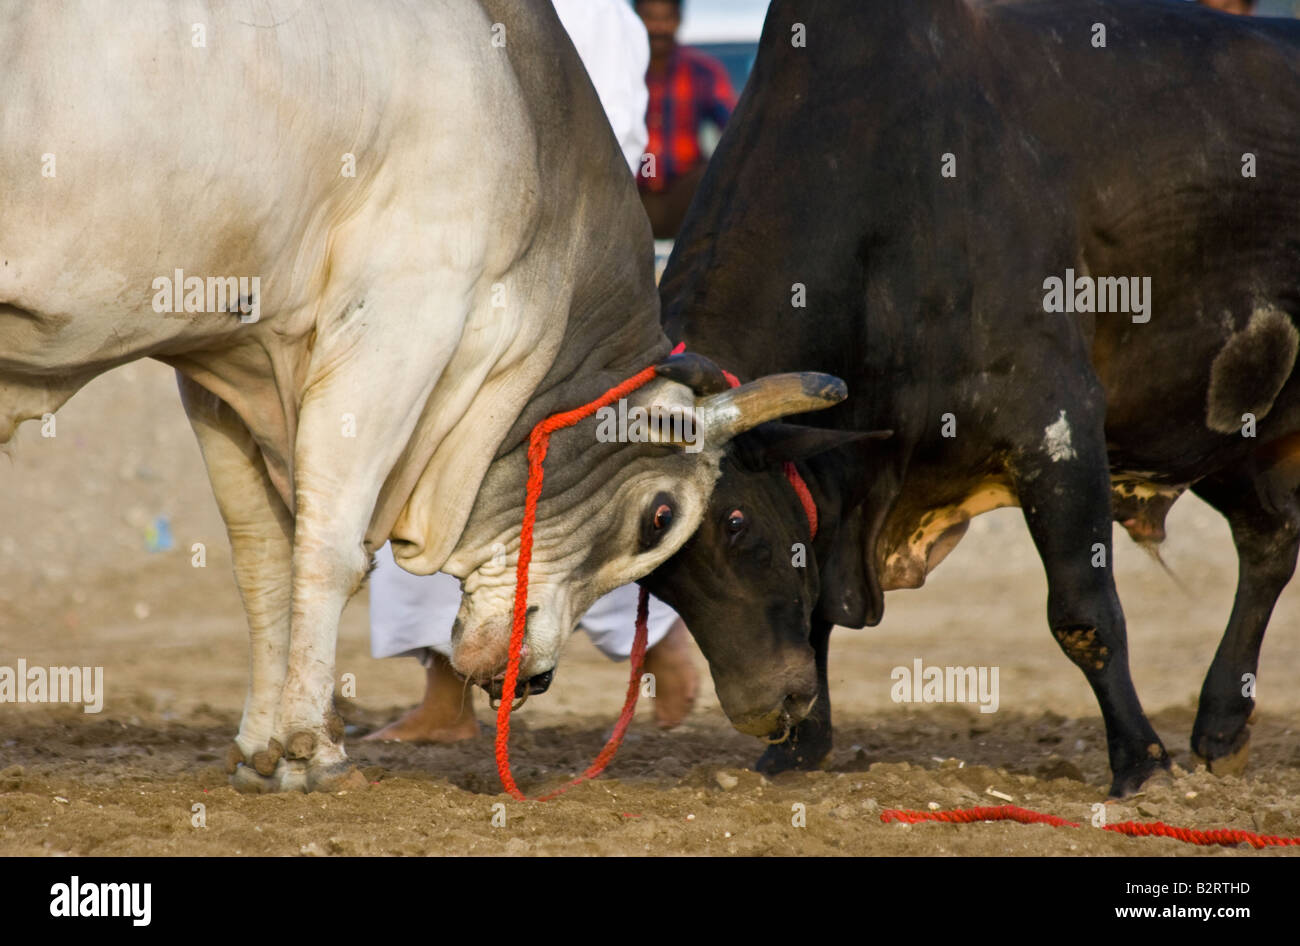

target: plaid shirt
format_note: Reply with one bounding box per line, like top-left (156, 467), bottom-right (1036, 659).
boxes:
top-left (640, 45), bottom-right (737, 193)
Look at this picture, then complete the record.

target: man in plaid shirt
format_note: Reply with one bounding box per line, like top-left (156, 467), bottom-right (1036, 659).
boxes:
top-left (636, 0), bottom-right (738, 237)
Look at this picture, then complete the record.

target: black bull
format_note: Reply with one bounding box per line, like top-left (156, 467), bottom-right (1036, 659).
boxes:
top-left (642, 0), bottom-right (1300, 796)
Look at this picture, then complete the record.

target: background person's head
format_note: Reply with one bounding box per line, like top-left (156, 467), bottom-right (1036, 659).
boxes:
top-left (1197, 0), bottom-right (1257, 13)
top-left (635, 0), bottom-right (683, 64)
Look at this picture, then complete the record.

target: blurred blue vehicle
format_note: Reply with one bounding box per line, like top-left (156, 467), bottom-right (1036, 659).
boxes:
top-left (677, 0), bottom-right (769, 91)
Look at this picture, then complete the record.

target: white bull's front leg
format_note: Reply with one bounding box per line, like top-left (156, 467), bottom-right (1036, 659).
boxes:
top-left (267, 484), bottom-right (368, 792)
top-left (177, 374), bottom-right (296, 791)
top-left (262, 280), bottom-right (475, 792)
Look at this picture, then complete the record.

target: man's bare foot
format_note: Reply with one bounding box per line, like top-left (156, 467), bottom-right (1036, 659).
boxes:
top-left (363, 652), bottom-right (479, 744)
top-left (643, 619), bottom-right (699, 728)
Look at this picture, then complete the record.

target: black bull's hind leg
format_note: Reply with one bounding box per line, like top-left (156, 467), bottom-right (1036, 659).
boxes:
top-left (1013, 412), bottom-right (1171, 796)
top-left (755, 617), bottom-right (834, 774)
top-left (1190, 468), bottom-right (1300, 774)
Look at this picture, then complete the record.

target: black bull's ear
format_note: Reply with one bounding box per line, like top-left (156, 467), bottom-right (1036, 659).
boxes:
top-left (653, 351), bottom-right (732, 394)
top-left (757, 422), bottom-right (893, 464)
top-left (741, 422), bottom-right (895, 629)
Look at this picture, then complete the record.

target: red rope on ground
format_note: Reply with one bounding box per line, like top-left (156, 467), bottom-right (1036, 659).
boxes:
top-left (494, 343), bottom-right (685, 801)
top-left (880, 804), bottom-right (1300, 849)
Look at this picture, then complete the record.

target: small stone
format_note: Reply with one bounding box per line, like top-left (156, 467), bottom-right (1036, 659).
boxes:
top-left (685, 813), bottom-right (695, 822)
top-left (715, 771), bottom-right (739, 791)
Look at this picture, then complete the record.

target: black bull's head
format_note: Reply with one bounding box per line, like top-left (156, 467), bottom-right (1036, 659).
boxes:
top-left (644, 354), bottom-right (892, 740)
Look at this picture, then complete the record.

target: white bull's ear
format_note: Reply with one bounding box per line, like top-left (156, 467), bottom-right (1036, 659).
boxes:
top-left (696, 373), bottom-right (848, 449)
top-left (634, 379), bottom-right (708, 452)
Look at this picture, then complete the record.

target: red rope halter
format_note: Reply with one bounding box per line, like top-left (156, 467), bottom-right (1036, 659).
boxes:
top-left (492, 344), bottom-right (820, 800)
top-left (493, 343), bottom-right (685, 801)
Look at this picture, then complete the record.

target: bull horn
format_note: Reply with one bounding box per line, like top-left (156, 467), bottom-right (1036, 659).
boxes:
top-left (697, 373), bottom-right (847, 448)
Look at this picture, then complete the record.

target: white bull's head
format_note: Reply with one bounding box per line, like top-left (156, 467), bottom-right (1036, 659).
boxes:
top-left (438, 353), bottom-right (847, 697)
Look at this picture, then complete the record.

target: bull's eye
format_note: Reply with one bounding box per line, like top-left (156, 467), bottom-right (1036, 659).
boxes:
top-left (654, 504), bottom-right (674, 530)
top-left (726, 509), bottom-right (745, 533)
top-left (640, 492), bottom-right (676, 550)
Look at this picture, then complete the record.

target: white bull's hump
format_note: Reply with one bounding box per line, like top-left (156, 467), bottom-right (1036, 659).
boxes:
top-left (0, 0), bottom-right (543, 456)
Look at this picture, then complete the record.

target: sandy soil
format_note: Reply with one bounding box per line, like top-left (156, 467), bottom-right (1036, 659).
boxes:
top-left (1, 361), bottom-right (1298, 856)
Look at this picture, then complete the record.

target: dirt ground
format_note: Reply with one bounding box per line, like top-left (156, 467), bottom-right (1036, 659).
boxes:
top-left (2, 361), bottom-right (1298, 856)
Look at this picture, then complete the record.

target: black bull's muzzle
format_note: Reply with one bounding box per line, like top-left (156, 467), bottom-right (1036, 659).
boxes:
top-left (716, 671), bottom-right (819, 742)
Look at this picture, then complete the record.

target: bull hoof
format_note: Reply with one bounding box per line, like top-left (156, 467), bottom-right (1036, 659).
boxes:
top-left (286, 730), bottom-right (317, 760)
top-left (224, 743), bottom-right (246, 775)
top-left (1205, 741), bottom-right (1251, 776)
top-left (1107, 750), bottom-right (1171, 798)
top-left (754, 732), bottom-right (832, 775)
top-left (231, 758), bottom-right (351, 795)
top-left (306, 763), bottom-right (369, 794)
top-left (1192, 719), bottom-right (1253, 776)
top-left (231, 763), bottom-right (279, 794)
top-left (227, 726), bottom-right (350, 793)
top-left (1193, 724), bottom-right (1252, 777)
top-left (251, 738), bottom-right (284, 777)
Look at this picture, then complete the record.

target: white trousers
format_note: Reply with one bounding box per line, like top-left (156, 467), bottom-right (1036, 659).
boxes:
top-left (368, 543), bottom-right (679, 663)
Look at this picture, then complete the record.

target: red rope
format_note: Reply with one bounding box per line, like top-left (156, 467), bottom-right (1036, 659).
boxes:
top-left (494, 343), bottom-right (684, 801)
top-left (880, 805), bottom-right (1300, 849)
top-left (782, 461), bottom-right (818, 539)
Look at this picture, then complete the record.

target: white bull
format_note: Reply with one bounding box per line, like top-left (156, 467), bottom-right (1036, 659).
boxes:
top-left (0, 0), bottom-right (843, 791)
